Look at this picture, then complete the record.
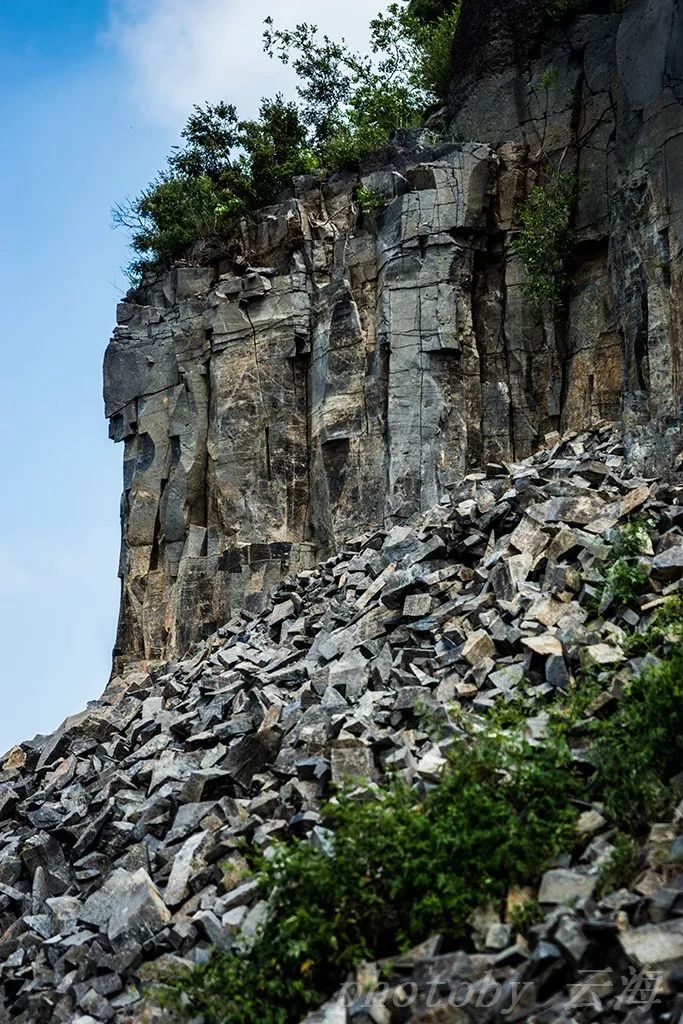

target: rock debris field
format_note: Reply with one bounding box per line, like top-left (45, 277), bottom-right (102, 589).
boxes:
top-left (1, 422), bottom-right (682, 1023)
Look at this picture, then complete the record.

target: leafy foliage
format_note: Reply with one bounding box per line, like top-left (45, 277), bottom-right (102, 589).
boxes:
top-left (514, 172), bottom-right (576, 308)
top-left (596, 833), bottom-right (639, 897)
top-left (264, 2), bottom-right (460, 164)
top-left (408, 0), bottom-right (457, 22)
top-left (508, 897), bottom-right (544, 937)
top-left (159, 731), bottom-right (575, 1024)
top-left (613, 517), bottom-right (651, 558)
top-left (538, 66), bottom-right (560, 91)
top-left (114, 98), bottom-right (315, 277)
top-left (591, 646), bottom-right (683, 831)
top-left (603, 558), bottom-right (648, 607)
top-left (356, 186), bottom-right (386, 215)
top-left (626, 595), bottom-right (683, 656)
top-left (600, 519), bottom-right (651, 608)
top-left (116, 2), bottom-right (462, 276)
top-left (407, 2), bottom-right (462, 99)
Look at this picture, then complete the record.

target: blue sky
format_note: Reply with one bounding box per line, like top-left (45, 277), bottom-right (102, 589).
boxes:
top-left (0, 0), bottom-right (387, 753)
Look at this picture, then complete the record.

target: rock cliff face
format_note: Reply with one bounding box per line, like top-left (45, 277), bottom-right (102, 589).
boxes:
top-left (104, 0), bottom-right (683, 671)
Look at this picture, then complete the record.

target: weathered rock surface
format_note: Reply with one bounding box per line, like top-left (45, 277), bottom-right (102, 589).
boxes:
top-left (104, 0), bottom-right (683, 669)
top-left (1, 424), bottom-right (682, 1021)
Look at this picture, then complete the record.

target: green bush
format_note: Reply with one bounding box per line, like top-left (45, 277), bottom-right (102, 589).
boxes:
top-left (407, 2), bottom-right (462, 99)
top-left (117, 174), bottom-right (240, 272)
top-left (114, 97), bottom-right (315, 277)
top-left (603, 558), bottom-right (648, 607)
top-left (596, 833), bottom-right (638, 897)
top-left (159, 731), bottom-right (575, 1024)
top-left (320, 81), bottom-right (422, 170)
top-left (613, 517), bottom-right (651, 558)
top-left (592, 647), bottom-right (683, 831)
top-left (514, 172), bottom-right (576, 308)
top-left (509, 897), bottom-right (544, 937)
top-left (626, 595), bottom-right (683, 656)
top-left (598, 519), bottom-right (651, 609)
top-left (408, 0), bottom-right (458, 22)
top-left (356, 186), bottom-right (385, 214)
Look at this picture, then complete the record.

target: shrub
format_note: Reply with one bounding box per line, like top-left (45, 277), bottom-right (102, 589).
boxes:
top-left (603, 558), bottom-right (648, 607)
top-left (613, 517), bottom-right (651, 558)
top-left (591, 646), bottom-right (683, 831)
top-left (514, 171), bottom-right (576, 308)
top-left (114, 97), bottom-right (314, 276)
top-left (626, 595), bottom-right (683, 656)
top-left (599, 520), bottom-right (651, 609)
top-left (408, 0), bottom-right (457, 22)
top-left (539, 66), bottom-right (560, 91)
top-left (509, 897), bottom-right (544, 937)
top-left (596, 833), bottom-right (638, 897)
top-left (407, 2), bottom-right (462, 99)
top-left (356, 186), bottom-right (385, 214)
top-left (320, 82), bottom-right (422, 170)
top-left (159, 731), bottom-right (576, 1024)
top-left (115, 174), bottom-right (240, 274)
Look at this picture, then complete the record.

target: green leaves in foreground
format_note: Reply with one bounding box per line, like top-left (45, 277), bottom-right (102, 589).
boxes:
top-left (158, 733), bottom-right (575, 1024)
top-left (592, 646), bottom-right (683, 830)
top-left (159, 627), bottom-right (683, 1024)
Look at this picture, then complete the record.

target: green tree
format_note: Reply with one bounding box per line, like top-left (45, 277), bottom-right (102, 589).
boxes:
top-left (114, 96), bottom-right (315, 276)
top-left (116, 2), bottom-right (463, 277)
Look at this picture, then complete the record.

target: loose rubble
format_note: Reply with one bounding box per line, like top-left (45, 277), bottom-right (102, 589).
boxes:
top-left (1, 424), bottom-right (682, 1023)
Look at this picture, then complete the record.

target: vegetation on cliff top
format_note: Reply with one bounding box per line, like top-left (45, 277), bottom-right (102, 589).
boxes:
top-left (115, 0), bottom-right (461, 278)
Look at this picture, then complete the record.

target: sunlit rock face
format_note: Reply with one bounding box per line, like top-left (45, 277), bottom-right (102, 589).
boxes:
top-left (104, 0), bottom-right (682, 671)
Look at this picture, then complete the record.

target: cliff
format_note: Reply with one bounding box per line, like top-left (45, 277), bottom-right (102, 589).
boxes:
top-left (104, 0), bottom-right (683, 672)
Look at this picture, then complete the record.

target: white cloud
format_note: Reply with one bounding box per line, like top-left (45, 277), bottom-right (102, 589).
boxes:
top-left (108, 0), bottom-right (391, 131)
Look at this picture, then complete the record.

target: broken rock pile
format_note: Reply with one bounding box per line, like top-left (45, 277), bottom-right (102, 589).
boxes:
top-left (0, 423), bottom-right (682, 1023)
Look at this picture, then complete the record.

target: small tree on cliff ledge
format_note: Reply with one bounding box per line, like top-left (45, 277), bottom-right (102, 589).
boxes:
top-left (114, 1), bottom-right (462, 279)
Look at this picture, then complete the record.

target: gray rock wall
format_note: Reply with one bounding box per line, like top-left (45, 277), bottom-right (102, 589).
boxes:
top-left (104, 0), bottom-right (682, 671)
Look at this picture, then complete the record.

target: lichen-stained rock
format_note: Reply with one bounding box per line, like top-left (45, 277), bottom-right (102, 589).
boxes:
top-left (377, 146), bottom-right (494, 520)
top-left (105, 4), bottom-right (683, 672)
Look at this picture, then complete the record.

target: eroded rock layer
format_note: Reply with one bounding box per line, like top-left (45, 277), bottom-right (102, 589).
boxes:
top-left (104, 0), bottom-right (683, 670)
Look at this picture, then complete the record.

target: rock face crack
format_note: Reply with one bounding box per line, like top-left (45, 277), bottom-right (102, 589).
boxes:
top-left (104, 2), bottom-right (683, 670)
